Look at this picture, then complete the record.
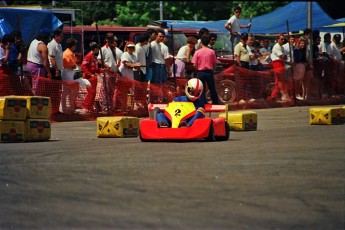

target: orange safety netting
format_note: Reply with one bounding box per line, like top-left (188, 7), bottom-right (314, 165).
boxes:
top-left (1, 61), bottom-right (344, 122)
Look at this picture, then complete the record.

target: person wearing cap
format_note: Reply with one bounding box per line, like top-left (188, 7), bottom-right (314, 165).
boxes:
top-left (224, 6), bottom-right (251, 52)
top-left (119, 41), bottom-right (141, 79)
top-left (47, 29), bottom-right (64, 80)
top-left (234, 33), bottom-right (250, 69)
top-left (151, 29), bottom-right (169, 84)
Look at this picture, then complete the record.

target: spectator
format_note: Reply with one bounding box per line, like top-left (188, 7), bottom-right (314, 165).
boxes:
top-left (269, 33), bottom-right (290, 102)
top-left (80, 42), bottom-right (101, 113)
top-left (248, 40), bottom-right (262, 71)
top-left (319, 33), bottom-right (333, 98)
top-left (192, 35), bottom-right (219, 104)
top-left (47, 29), bottom-right (64, 80)
top-left (173, 36), bottom-right (197, 77)
top-left (151, 29), bottom-right (169, 84)
top-left (0, 34), bottom-right (12, 74)
top-left (97, 32), bottom-right (119, 110)
top-left (134, 33), bottom-right (150, 82)
top-left (119, 41), bottom-right (141, 79)
top-left (60, 38), bottom-right (79, 114)
top-left (208, 33), bottom-right (217, 49)
top-left (144, 28), bottom-right (157, 81)
top-left (260, 39), bottom-right (272, 65)
top-left (8, 31), bottom-right (25, 74)
top-left (328, 34), bottom-right (344, 95)
top-left (292, 38), bottom-right (308, 100)
top-left (312, 35), bottom-right (323, 99)
top-left (161, 30), bottom-right (173, 77)
top-left (195, 27), bottom-right (209, 50)
top-left (224, 6), bottom-right (251, 52)
top-left (26, 29), bottom-right (52, 79)
top-left (234, 32), bottom-right (250, 69)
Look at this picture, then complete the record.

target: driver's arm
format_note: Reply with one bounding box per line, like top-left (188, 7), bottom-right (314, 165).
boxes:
top-left (187, 107), bottom-right (205, 127)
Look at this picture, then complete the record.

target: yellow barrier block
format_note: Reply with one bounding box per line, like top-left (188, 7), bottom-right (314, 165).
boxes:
top-left (97, 116), bottom-right (139, 137)
top-left (15, 96), bottom-right (51, 119)
top-left (309, 107), bottom-right (345, 125)
top-left (0, 96), bottom-right (27, 120)
top-left (0, 120), bottom-right (25, 142)
top-left (25, 119), bottom-right (51, 142)
top-left (219, 110), bottom-right (257, 131)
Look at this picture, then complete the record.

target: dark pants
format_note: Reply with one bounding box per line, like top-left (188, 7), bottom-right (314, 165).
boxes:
top-left (197, 69), bottom-right (219, 104)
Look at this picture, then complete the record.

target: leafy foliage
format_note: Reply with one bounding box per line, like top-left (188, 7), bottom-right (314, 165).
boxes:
top-left (8, 1), bottom-right (290, 26)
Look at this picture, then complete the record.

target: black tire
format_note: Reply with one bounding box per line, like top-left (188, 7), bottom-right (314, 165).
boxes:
top-left (217, 79), bottom-right (237, 104)
top-left (205, 121), bottom-right (214, 142)
top-left (215, 121), bottom-right (230, 141)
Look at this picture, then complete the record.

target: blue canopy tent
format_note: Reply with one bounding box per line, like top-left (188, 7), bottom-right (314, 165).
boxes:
top-left (163, 1), bottom-right (341, 35)
top-left (0, 8), bottom-right (63, 44)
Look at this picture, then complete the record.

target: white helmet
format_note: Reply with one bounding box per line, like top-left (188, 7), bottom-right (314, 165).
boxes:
top-left (185, 78), bottom-right (203, 101)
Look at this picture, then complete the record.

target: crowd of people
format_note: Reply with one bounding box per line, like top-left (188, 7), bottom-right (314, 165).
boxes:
top-left (224, 6), bottom-right (345, 102)
top-left (1, 7), bottom-right (344, 116)
top-left (0, 26), bottom-right (220, 115)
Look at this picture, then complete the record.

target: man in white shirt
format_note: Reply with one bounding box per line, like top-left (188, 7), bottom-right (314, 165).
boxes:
top-left (135, 33), bottom-right (150, 81)
top-left (47, 29), bottom-right (64, 80)
top-left (151, 29), bottom-right (169, 84)
top-left (224, 6), bottom-right (251, 53)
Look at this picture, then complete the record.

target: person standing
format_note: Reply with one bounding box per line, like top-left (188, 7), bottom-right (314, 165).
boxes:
top-left (234, 33), bottom-right (250, 69)
top-left (161, 31), bottom-right (173, 78)
top-left (208, 33), bottom-right (217, 49)
top-left (97, 33), bottom-right (119, 111)
top-left (327, 34), bottom-right (344, 96)
top-left (119, 42), bottom-right (141, 79)
top-left (8, 31), bottom-right (25, 75)
top-left (0, 34), bottom-right (12, 75)
top-left (269, 34), bottom-right (290, 102)
top-left (292, 38), bottom-right (308, 100)
top-left (60, 38), bottom-right (79, 114)
top-left (173, 36), bottom-right (197, 77)
top-left (195, 27), bottom-right (209, 50)
top-left (26, 30), bottom-right (52, 79)
top-left (144, 28), bottom-right (157, 81)
top-left (224, 6), bottom-right (251, 52)
top-left (135, 33), bottom-right (150, 81)
top-left (80, 42), bottom-right (101, 113)
top-left (47, 29), bottom-right (64, 80)
top-left (192, 35), bottom-right (219, 104)
top-left (151, 29), bottom-right (169, 84)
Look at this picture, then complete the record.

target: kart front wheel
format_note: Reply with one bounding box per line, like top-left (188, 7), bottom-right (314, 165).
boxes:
top-left (205, 122), bottom-right (214, 142)
top-left (214, 121), bottom-right (230, 141)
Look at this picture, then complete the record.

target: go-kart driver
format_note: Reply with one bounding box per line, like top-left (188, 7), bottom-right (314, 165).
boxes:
top-left (156, 78), bottom-right (206, 127)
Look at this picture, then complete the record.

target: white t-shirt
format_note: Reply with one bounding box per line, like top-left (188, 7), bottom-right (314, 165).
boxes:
top-left (98, 45), bottom-right (118, 72)
top-left (227, 15), bottom-right (240, 34)
top-left (135, 43), bottom-right (146, 74)
top-left (176, 45), bottom-right (188, 61)
top-left (271, 43), bottom-right (285, 61)
top-left (282, 43), bottom-right (294, 63)
top-left (328, 42), bottom-right (342, 61)
top-left (160, 42), bottom-right (170, 61)
top-left (119, 52), bottom-right (138, 79)
top-left (151, 41), bottom-right (165, 64)
top-left (47, 38), bottom-right (63, 70)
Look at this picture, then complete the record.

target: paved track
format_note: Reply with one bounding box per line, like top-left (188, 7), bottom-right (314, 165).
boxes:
top-left (1, 105), bottom-right (344, 229)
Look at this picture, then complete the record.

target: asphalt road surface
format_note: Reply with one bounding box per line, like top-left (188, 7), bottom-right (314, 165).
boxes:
top-left (1, 105), bottom-right (344, 230)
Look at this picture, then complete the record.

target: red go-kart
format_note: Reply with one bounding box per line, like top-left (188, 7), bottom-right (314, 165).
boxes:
top-left (139, 102), bottom-right (230, 142)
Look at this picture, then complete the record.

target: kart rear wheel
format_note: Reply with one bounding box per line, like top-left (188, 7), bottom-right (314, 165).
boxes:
top-left (215, 121), bottom-right (230, 141)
